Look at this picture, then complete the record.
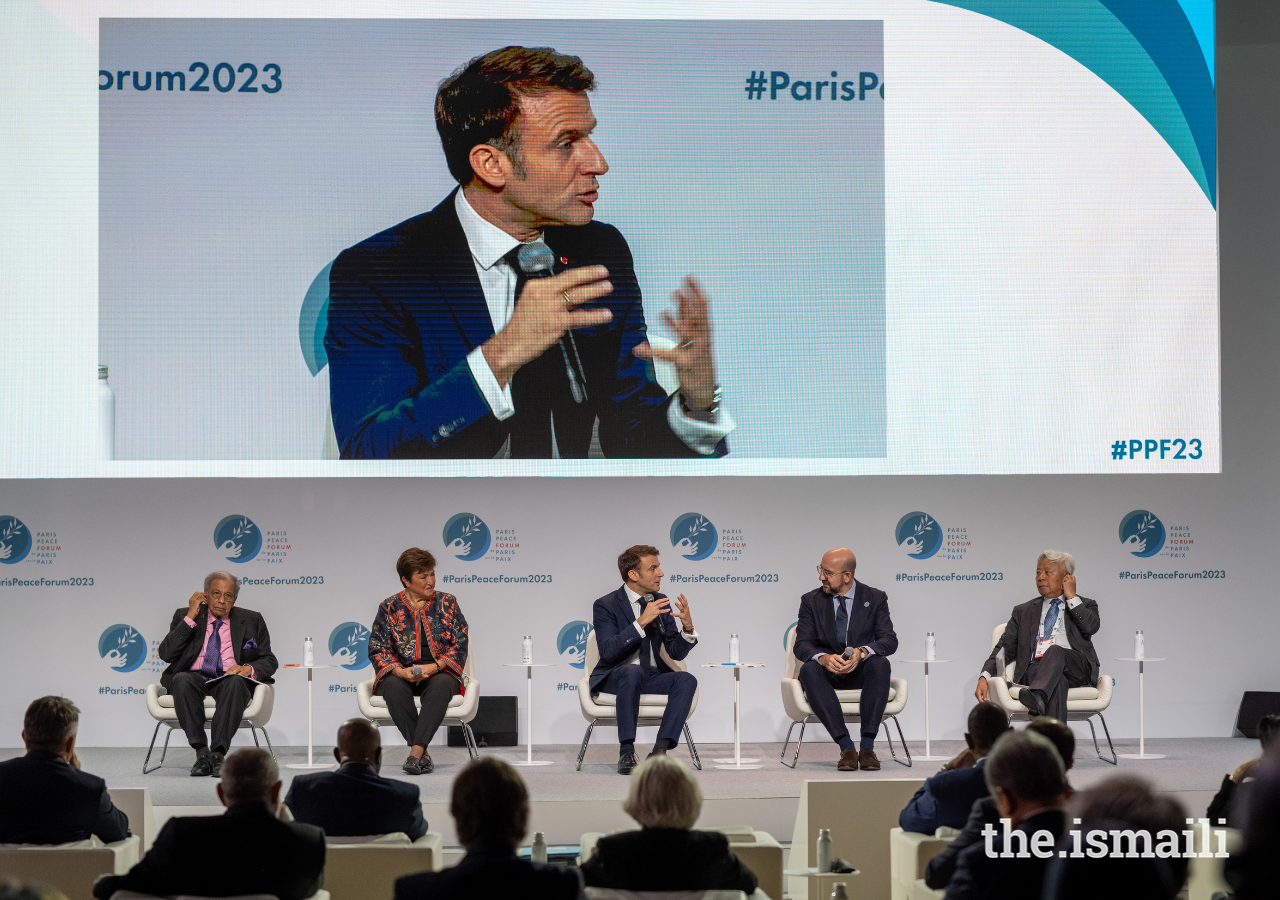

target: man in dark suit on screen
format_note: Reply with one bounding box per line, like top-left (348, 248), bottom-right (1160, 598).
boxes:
top-left (157, 571), bottom-right (278, 777)
top-left (975, 550), bottom-right (1100, 723)
top-left (324, 45), bottom-right (733, 459)
top-left (794, 546), bottom-right (898, 771)
top-left (590, 544), bottom-right (699, 774)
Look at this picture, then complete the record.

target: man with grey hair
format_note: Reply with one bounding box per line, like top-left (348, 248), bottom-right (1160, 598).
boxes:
top-left (94, 749), bottom-right (325, 900)
top-left (157, 571), bottom-right (278, 776)
top-left (975, 550), bottom-right (1100, 723)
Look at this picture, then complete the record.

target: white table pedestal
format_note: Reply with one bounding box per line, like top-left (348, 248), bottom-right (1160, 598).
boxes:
top-left (503, 663), bottom-right (556, 766)
top-left (1115, 657), bottom-right (1167, 759)
top-left (900, 659), bottom-right (953, 761)
top-left (701, 663), bottom-right (765, 769)
top-left (282, 664), bottom-right (337, 770)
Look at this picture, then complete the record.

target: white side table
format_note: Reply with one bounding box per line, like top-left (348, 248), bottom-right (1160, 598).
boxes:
top-left (1114, 657), bottom-right (1167, 759)
top-left (280, 663), bottom-right (337, 770)
top-left (700, 662), bottom-right (765, 769)
top-left (502, 663), bottom-right (556, 767)
top-left (899, 659), bottom-right (953, 761)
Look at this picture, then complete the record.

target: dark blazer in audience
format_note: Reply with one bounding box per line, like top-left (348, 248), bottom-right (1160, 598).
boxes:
top-left (925, 796), bottom-right (1000, 889)
top-left (395, 842), bottom-right (583, 900)
top-left (945, 809), bottom-right (1065, 900)
top-left (0, 749), bottom-right (130, 844)
top-left (901, 757), bottom-right (991, 835)
top-left (92, 801), bottom-right (324, 900)
top-left (580, 828), bottom-right (758, 893)
top-left (285, 761), bottom-right (427, 839)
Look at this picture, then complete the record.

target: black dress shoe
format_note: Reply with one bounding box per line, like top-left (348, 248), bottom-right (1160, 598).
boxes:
top-left (617, 749), bottom-right (639, 775)
top-left (1021, 689), bottom-right (1046, 717)
top-left (190, 749), bottom-right (213, 777)
top-left (418, 753), bottom-right (435, 774)
top-left (209, 751), bottom-right (225, 778)
top-left (646, 747), bottom-right (668, 760)
top-left (403, 754), bottom-right (423, 775)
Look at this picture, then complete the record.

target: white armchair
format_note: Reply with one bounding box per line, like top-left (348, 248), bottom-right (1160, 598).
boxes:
top-left (575, 632), bottom-right (701, 771)
top-left (779, 627), bottom-right (910, 768)
top-left (983, 623), bottom-right (1117, 764)
top-left (357, 650), bottom-right (480, 760)
top-left (0, 835), bottom-right (140, 899)
top-left (322, 832), bottom-right (444, 900)
top-left (143, 682), bottom-right (275, 773)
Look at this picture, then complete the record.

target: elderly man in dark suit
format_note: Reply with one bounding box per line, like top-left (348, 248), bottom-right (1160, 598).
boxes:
top-left (794, 546), bottom-right (898, 771)
top-left (975, 550), bottom-right (1100, 722)
top-left (0, 696), bottom-right (130, 844)
top-left (157, 571), bottom-right (278, 777)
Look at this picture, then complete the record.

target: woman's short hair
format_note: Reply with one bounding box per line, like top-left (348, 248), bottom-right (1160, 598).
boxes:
top-left (451, 758), bottom-right (529, 849)
top-left (396, 548), bottom-right (437, 584)
top-left (23, 696), bottom-right (79, 751)
top-left (1037, 550), bottom-right (1076, 575)
top-left (622, 754), bottom-right (702, 829)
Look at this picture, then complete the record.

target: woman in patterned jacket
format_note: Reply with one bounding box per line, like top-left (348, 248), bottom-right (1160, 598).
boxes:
top-left (368, 547), bottom-right (469, 774)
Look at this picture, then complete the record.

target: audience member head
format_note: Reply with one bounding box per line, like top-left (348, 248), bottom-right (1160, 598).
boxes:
top-left (22, 696), bottom-right (78, 762)
top-left (964, 701), bottom-right (1011, 756)
top-left (333, 718), bottom-right (382, 770)
top-left (216, 748), bottom-right (281, 809)
top-left (983, 729), bottom-right (1066, 825)
top-left (1256, 713), bottom-right (1280, 760)
top-left (0, 881), bottom-right (69, 900)
top-left (623, 754), bottom-right (702, 830)
top-left (1227, 755), bottom-right (1280, 899)
top-left (1027, 717), bottom-right (1076, 772)
top-left (451, 758), bottom-right (529, 851)
top-left (1044, 775), bottom-right (1189, 900)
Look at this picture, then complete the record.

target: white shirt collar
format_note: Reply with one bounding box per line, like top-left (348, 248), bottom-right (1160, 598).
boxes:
top-left (832, 579), bottom-right (858, 601)
top-left (623, 584), bottom-right (652, 606)
top-left (454, 188), bottom-right (525, 271)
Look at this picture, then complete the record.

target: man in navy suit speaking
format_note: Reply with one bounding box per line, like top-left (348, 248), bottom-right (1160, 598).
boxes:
top-left (793, 547), bottom-right (898, 771)
top-left (325, 46), bottom-right (734, 459)
top-left (591, 545), bottom-right (699, 774)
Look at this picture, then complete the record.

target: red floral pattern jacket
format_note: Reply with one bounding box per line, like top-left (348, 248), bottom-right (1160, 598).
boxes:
top-left (368, 591), bottom-right (468, 688)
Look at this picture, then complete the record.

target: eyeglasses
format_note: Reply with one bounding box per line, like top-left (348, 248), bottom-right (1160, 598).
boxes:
top-left (816, 566), bottom-right (841, 578)
top-left (207, 590), bottom-right (235, 600)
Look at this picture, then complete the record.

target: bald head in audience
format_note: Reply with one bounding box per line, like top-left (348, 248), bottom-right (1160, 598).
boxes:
top-left (217, 748), bottom-right (282, 809)
top-left (333, 718), bottom-right (382, 770)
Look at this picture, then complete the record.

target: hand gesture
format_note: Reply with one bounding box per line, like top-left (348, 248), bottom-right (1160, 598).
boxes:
top-left (672, 593), bottom-right (695, 632)
top-left (1063, 573), bottom-right (1077, 599)
top-left (820, 652), bottom-right (858, 675)
top-left (636, 597), bottom-right (670, 628)
top-left (975, 676), bottom-right (989, 702)
top-left (634, 277), bottom-right (718, 412)
top-left (1232, 756), bottom-right (1261, 783)
top-left (187, 592), bottom-right (207, 620)
top-left (227, 664), bottom-right (254, 678)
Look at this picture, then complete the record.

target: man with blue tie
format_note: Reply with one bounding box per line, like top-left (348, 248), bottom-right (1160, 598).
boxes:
top-left (975, 550), bottom-right (1101, 722)
top-left (794, 547), bottom-right (898, 771)
top-left (590, 545), bottom-right (699, 774)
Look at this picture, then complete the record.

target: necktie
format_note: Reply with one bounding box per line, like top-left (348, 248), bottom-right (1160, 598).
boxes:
top-left (201, 618), bottom-right (223, 678)
top-left (834, 595), bottom-right (849, 651)
top-left (640, 595), bottom-right (656, 671)
top-left (1041, 599), bottom-right (1061, 641)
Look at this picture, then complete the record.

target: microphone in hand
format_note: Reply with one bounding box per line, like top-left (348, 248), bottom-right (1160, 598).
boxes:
top-left (517, 241), bottom-right (589, 403)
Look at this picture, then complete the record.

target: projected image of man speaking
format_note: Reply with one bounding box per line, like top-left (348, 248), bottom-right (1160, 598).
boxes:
top-left (324, 46), bottom-right (734, 459)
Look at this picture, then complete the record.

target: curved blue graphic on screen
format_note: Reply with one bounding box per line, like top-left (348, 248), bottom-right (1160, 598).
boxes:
top-left (99, 624), bottom-right (147, 673)
top-left (1119, 509), bottom-right (1165, 557)
top-left (669, 513), bottom-right (718, 562)
top-left (328, 622), bottom-right (371, 670)
top-left (0, 516), bottom-right (32, 565)
top-left (443, 513), bottom-right (490, 561)
top-left (896, 511), bottom-right (942, 560)
top-left (213, 515), bottom-right (262, 563)
top-left (299, 260), bottom-right (333, 376)
top-left (558, 620), bottom-right (594, 670)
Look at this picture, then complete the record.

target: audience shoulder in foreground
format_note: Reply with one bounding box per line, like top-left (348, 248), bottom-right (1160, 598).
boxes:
top-left (93, 749), bottom-right (324, 900)
top-left (394, 758), bottom-right (583, 900)
top-left (900, 701), bottom-right (1010, 835)
top-left (0, 696), bottom-right (130, 845)
top-left (581, 754), bottom-right (758, 893)
top-left (1207, 713), bottom-right (1279, 828)
top-left (1225, 754), bottom-right (1280, 900)
top-left (286, 718), bottom-right (427, 839)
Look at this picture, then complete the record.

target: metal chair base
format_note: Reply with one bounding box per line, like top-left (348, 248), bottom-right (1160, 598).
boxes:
top-left (362, 719), bottom-right (480, 762)
top-left (575, 718), bottom-right (702, 771)
top-left (1003, 709), bottom-right (1118, 766)
top-left (780, 714), bottom-right (911, 768)
top-left (143, 720), bottom-right (275, 774)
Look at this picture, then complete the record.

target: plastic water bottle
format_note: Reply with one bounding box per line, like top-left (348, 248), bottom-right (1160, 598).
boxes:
top-left (830, 884), bottom-right (849, 900)
top-left (926, 632), bottom-right (936, 661)
top-left (522, 635), bottom-right (532, 665)
top-left (1135, 630), bottom-right (1145, 661)
top-left (531, 831), bottom-right (547, 863)
top-left (729, 633), bottom-right (740, 664)
top-left (303, 637), bottom-right (314, 667)
top-left (816, 827), bottom-right (832, 873)
top-left (98, 365), bottom-right (115, 461)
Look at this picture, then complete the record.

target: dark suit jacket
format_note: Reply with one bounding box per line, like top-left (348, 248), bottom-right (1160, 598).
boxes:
top-left (92, 802), bottom-right (325, 900)
top-left (589, 585), bottom-right (698, 694)
top-left (158, 605), bottom-right (279, 688)
top-left (0, 750), bottom-right (130, 844)
top-left (395, 844), bottom-right (583, 900)
top-left (580, 828), bottom-right (758, 893)
top-left (945, 809), bottom-right (1065, 900)
top-left (793, 582), bottom-right (898, 662)
top-left (981, 596), bottom-right (1100, 685)
top-left (926, 796), bottom-right (1001, 889)
top-left (325, 189), bottom-right (727, 460)
top-left (285, 761), bottom-right (426, 839)
top-left (900, 757), bottom-right (991, 835)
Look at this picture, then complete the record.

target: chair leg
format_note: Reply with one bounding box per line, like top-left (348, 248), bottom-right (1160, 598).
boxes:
top-left (1087, 714), bottom-right (1118, 765)
top-left (882, 716), bottom-right (912, 767)
top-left (683, 723), bottom-right (702, 771)
top-left (250, 726), bottom-right (261, 748)
top-left (576, 721), bottom-right (596, 771)
top-left (779, 721), bottom-right (798, 766)
top-left (781, 718), bottom-right (808, 768)
top-left (462, 723), bottom-right (479, 761)
top-left (249, 726), bottom-right (275, 759)
top-left (142, 721), bottom-right (164, 774)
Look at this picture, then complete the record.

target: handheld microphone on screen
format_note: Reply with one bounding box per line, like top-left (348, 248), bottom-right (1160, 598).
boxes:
top-left (516, 241), bottom-right (588, 403)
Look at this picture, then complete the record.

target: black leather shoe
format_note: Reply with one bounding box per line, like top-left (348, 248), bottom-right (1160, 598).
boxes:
top-left (646, 747), bottom-right (668, 759)
top-left (418, 753), bottom-right (435, 774)
top-left (403, 754), bottom-right (422, 775)
top-left (617, 748), bottom-right (639, 774)
top-left (209, 751), bottom-right (225, 778)
top-left (190, 749), bottom-right (213, 777)
top-left (1021, 689), bottom-right (1046, 717)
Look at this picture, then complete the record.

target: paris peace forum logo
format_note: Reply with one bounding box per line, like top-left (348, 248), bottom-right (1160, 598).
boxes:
top-left (0, 516), bottom-right (32, 565)
top-left (670, 513), bottom-right (718, 562)
top-left (1119, 510), bottom-right (1166, 557)
top-left (443, 513), bottom-right (491, 562)
top-left (99, 624), bottom-right (147, 673)
top-left (896, 511), bottom-right (942, 560)
top-left (558, 620), bottom-right (594, 669)
top-left (213, 515), bottom-right (262, 563)
top-left (329, 622), bottom-right (371, 670)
